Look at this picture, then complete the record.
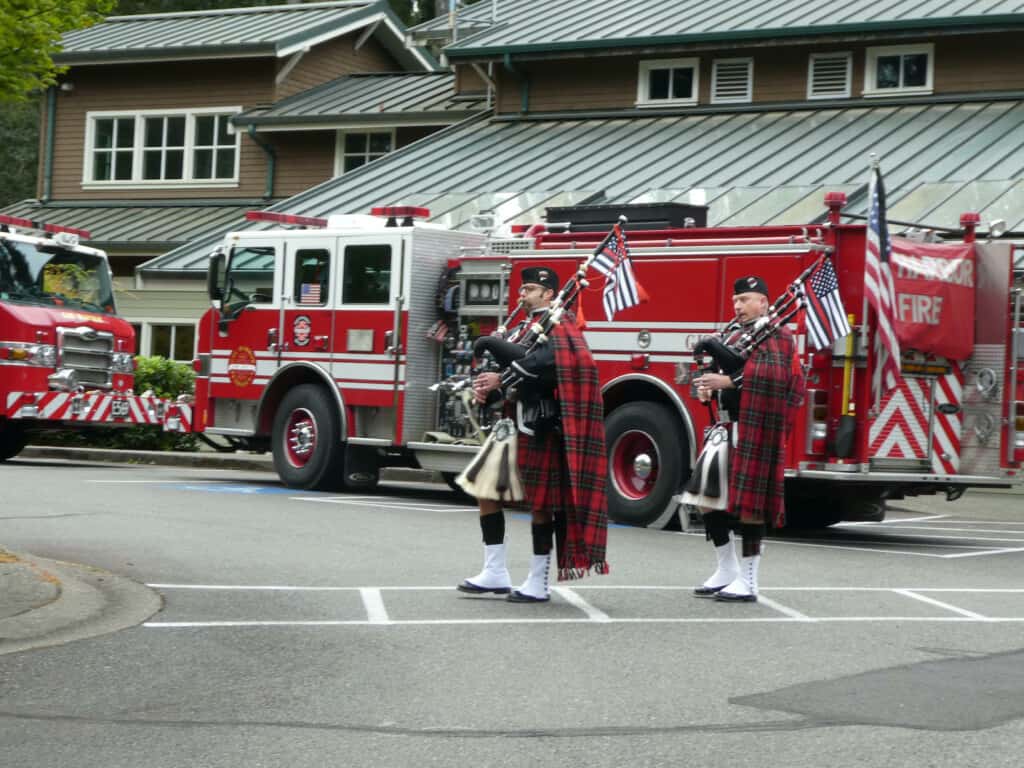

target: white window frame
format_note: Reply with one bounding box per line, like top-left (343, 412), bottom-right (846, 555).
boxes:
top-left (711, 58), bottom-right (753, 104)
top-left (82, 107), bottom-right (242, 189)
top-left (807, 52), bottom-right (852, 100)
top-left (134, 320), bottom-right (197, 362)
top-left (864, 44), bottom-right (934, 97)
top-left (333, 129), bottom-right (397, 176)
top-left (636, 58), bottom-right (700, 107)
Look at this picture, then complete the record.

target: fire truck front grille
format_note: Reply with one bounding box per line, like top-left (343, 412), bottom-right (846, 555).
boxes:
top-left (487, 238), bottom-right (535, 255)
top-left (58, 327), bottom-right (114, 389)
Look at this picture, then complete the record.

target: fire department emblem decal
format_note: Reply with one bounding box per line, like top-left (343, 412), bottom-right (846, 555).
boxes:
top-left (228, 346), bottom-right (257, 387)
top-left (293, 315), bottom-right (312, 348)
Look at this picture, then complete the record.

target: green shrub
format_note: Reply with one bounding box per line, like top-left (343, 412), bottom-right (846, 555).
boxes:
top-left (31, 356), bottom-right (198, 451)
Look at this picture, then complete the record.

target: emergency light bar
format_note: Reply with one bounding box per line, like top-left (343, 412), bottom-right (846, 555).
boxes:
top-left (370, 206), bottom-right (430, 219)
top-left (245, 211), bottom-right (327, 228)
top-left (0, 214), bottom-right (92, 240)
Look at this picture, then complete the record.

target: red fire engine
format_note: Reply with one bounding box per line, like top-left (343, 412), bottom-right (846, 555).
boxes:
top-left (0, 214), bottom-right (178, 460)
top-left (193, 199), bottom-right (1023, 527)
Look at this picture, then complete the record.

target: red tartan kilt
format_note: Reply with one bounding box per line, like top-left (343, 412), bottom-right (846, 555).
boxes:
top-left (516, 430), bottom-right (567, 513)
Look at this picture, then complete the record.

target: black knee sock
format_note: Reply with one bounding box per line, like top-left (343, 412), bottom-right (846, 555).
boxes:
top-left (531, 522), bottom-right (554, 555)
top-left (480, 511), bottom-right (505, 546)
top-left (703, 512), bottom-right (732, 547)
top-left (740, 523), bottom-right (764, 557)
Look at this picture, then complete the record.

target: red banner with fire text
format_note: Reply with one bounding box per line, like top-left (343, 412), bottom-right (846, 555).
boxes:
top-left (890, 237), bottom-right (975, 361)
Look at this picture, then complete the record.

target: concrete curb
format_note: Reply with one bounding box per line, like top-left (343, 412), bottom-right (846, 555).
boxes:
top-left (0, 553), bottom-right (162, 656)
top-left (20, 445), bottom-right (442, 484)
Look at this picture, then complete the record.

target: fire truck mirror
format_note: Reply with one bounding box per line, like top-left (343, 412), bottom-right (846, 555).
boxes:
top-left (207, 250), bottom-right (226, 304)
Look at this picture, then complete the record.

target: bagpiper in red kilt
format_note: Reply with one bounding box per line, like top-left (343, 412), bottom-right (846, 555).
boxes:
top-left (515, 314), bottom-right (610, 581)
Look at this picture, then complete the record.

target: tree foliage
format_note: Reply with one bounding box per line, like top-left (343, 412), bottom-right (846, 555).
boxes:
top-left (0, 99), bottom-right (39, 206)
top-left (0, 0), bottom-right (116, 102)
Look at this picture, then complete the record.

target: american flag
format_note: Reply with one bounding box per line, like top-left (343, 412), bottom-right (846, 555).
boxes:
top-left (591, 223), bottom-right (648, 321)
top-left (300, 283), bottom-right (322, 304)
top-left (864, 162), bottom-right (901, 406)
top-left (801, 258), bottom-right (851, 351)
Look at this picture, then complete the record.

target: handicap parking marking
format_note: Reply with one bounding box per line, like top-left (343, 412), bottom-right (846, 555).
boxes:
top-left (142, 584), bottom-right (1024, 628)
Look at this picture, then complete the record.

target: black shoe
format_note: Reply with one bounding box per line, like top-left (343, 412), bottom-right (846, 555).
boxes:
top-left (714, 590), bottom-right (757, 603)
top-left (693, 584), bottom-right (728, 598)
top-left (457, 581), bottom-right (511, 595)
top-left (506, 589), bottom-right (550, 603)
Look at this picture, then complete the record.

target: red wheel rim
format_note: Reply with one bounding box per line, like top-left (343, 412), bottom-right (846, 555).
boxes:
top-left (284, 407), bottom-right (317, 468)
top-left (610, 429), bottom-right (659, 500)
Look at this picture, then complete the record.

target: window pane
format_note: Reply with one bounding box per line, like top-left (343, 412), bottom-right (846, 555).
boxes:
top-left (143, 150), bottom-right (162, 179)
top-left (344, 133), bottom-right (367, 153)
top-left (167, 117), bottom-right (186, 146)
top-left (151, 325), bottom-right (171, 358)
top-left (194, 149), bottom-right (213, 179)
top-left (216, 115), bottom-right (232, 145)
top-left (672, 67), bottom-right (694, 99)
top-left (294, 248), bottom-right (330, 305)
top-left (173, 325), bottom-right (194, 361)
top-left (227, 246), bottom-right (276, 304)
top-left (114, 152), bottom-right (133, 180)
top-left (95, 119), bottom-right (114, 149)
top-left (130, 324), bottom-right (142, 354)
top-left (903, 54), bottom-right (928, 87)
top-left (93, 152), bottom-right (111, 181)
top-left (369, 133), bottom-right (392, 153)
top-left (195, 115), bottom-right (214, 146)
top-left (876, 56), bottom-right (900, 88)
top-left (115, 118), bottom-right (135, 148)
top-left (344, 155), bottom-right (366, 172)
top-left (343, 245), bottom-right (391, 304)
top-left (144, 117), bottom-right (163, 147)
top-left (165, 150), bottom-right (184, 179)
top-left (648, 68), bottom-right (670, 99)
top-left (215, 148), bottom-right (235, 179)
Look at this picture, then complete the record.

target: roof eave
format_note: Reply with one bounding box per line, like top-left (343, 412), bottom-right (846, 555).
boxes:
top-left (234, 111), bottom-right (480, 129)
top-left (443, 15), bottom-right (1024, 60)
top-left (53, 44), bottom-right (275, 65)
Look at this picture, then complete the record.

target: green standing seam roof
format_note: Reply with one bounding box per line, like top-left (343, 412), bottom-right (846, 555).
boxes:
top-left (0, 200), bottom-right (275, 252)
top-left (142, 98), bottom-right (1024, 273)
top-left (54, 0), bottom-right (433, 69)
top-left (233, 72), bottom-right (487, 127)
top-left (430, 0), bottom-right (1024, 57)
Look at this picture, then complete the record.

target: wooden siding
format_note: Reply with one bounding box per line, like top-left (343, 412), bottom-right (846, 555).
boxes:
top-left (48, 60), bottom-right (276, 201)
top-left (275, 33), bottom-right (402, 100)
top-left (270, 131), bottom-right (336, 198)
top-left (495, 31), bottom-right (1024, 114)
top-left (454, 63), bottom-right (488, 95)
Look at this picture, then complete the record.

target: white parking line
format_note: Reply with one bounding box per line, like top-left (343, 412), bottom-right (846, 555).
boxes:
top-left (142, 584), bottom-right (1024, 628)
top-left (551, 587), bottom-right (611, 622)
top-left (893, 589), bottom-right (989, 619)
top-left (836, 514), bottom-right (949, 526)
top-left (359, 588), bottom-right (390, 624)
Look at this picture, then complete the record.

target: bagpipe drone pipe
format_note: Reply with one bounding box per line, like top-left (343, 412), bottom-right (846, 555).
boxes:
top-left (454, 216), bottom-right (629, 502)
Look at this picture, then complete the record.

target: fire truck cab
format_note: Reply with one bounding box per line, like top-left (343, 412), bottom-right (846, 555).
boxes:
top-left (196, 200), bottom-right (1023, 528)
top-left (0, 215), bottom-right (165, 460)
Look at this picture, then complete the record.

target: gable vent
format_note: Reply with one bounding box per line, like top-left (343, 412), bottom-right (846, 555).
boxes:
top-left (711, 59), bottom-right (753, 103)
top-left (808, 53), bottom-right (852, 99)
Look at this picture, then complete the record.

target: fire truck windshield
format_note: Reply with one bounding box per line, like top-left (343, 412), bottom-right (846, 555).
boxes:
top-left (0, 237), bottom-right (116, 315)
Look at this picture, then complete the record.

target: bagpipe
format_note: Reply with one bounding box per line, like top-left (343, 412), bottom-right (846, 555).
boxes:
top-left (683, 253), bottom-right (827, 512)
top-left (692, 253), bottom-right (826, 379)
top-left (454, 216), bottom-right (628, 502)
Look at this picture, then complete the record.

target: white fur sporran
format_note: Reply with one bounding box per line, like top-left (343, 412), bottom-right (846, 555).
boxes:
top-left (455, 418), bottom-right (524, 502)
top-left (681, 423), bottom-right (732, 511)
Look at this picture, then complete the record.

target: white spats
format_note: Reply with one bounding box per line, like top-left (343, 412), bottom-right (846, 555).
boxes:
top-left (509, 552), bottom-right (551, 602)
top-left (693, 535), bottom-right (740, 597)
top-left (458, 543), bottom-right (512, 594)
top-left (716, 554), bottom-right (761, 603)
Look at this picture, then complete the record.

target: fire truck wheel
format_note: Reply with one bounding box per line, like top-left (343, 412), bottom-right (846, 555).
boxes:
top-left (605, 402), bottom-right (685, 528)
top-left (0, 423), bottom-right (29, 462)
top-left (272, 384), bottom-right (344, 491)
